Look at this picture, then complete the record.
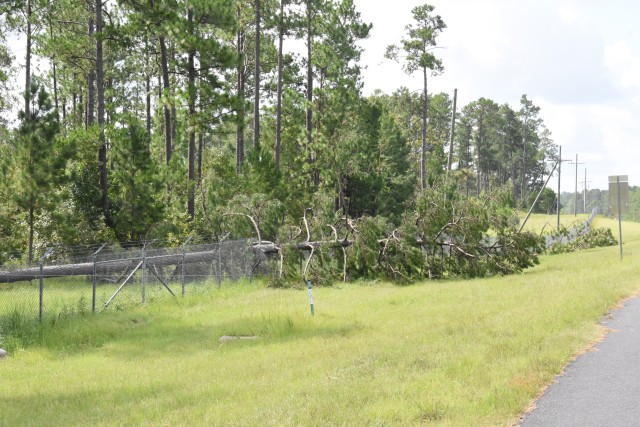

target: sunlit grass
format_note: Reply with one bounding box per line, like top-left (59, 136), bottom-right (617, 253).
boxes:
top-left (518, 211), bottom-right (592, 234)
top-left (1, 215), bottom-right (639, 425)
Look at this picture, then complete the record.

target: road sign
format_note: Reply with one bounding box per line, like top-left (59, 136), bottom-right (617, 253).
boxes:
top-left (608, 175), bottom-right (629, 216)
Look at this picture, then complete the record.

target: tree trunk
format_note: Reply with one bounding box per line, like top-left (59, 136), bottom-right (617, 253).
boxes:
top-left (170, 42), bottom-right (177, 144)
top-left (87, 18), bottom-right (95, 128)
top-left (421, 65), bottom-right (428, 191)
top-left (521, 143), bottom-right (527, 202)
top-left (236, 21), bottom-right (245, 171)
top-left (146, 74), bottom-right (151, 136)
top-left (145, 40), bottom-right (151, 136)
top-left (150, 0), bottom-right (172, 165)
top-left (275, 0), bottom-right (284, 169)
top-left (72, 88), bottom-right (76, 118)
top-left (28, 203), bottom-right (34, 264)
top-left (253, 0), bottom-right (261, 151)
top-left (24, 0), bottom-right (31, 118)
top-left (48, 18), bottom-right (59, 118)
top-left (306, 0), bottom-right (313, 180)
top-left (197, 131), bottom-right (204, 182)
top-left (96, 0), bottom-right (111, 227)
top-left (160, 36), bottom-right (172, 164)
top-left (187, 6), bottom-right (196, 220)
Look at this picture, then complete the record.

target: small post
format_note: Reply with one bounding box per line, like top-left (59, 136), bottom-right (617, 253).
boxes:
top-left (92, 243), bottom-right (107, 313)
top-left (142, 244), bottom-right (147, 304)
top-left (39, 260), bottom-right (44, 322)
top-left (306, 279), bottom-right (314, 316)
top-left (181, 236), bottom-right (193, 296)
top-left (217, 241), bottom-right (222, 287)
top-left (618, 176), bottom-right (623, 260)
top-left (38, 248), bottom-right (54, 322)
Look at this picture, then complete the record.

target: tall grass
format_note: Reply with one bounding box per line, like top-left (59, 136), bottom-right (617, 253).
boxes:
top-left (0, 215), bottom-right (638, 426)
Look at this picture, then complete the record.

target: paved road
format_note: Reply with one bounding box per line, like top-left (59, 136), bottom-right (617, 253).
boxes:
top-left (521, 295), bottom-right (640, 426)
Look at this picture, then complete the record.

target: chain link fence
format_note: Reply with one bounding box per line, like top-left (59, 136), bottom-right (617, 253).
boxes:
top-left (544, 207), bottom-right (600, 248)
top-left (0, 239), bottom-right (277, 325)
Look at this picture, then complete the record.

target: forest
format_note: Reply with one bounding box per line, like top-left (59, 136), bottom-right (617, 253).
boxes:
top-left (0, 1), bottom-right (560, 282)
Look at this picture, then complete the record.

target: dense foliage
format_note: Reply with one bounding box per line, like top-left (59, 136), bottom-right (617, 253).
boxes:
top-left (0, 2), bottom-right (554, 282)
top-left (545, 225), bottom-right (617, 255)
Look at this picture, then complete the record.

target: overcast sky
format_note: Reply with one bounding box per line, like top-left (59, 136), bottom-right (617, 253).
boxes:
top-left (354, 0), bottom-right (640, 191)
top-left (6, 0), bottom-right (637, 191)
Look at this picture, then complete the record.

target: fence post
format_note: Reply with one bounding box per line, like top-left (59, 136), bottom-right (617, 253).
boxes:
top-left (217, 241), bottom-right (222, 287)
top-left (307, 279), bottom-right (314, 316)
top-left (142, 244), bottom-right (147, 304)
top-left (92, 243), bottom-right (107, 314)
top-left (38, 248), bottom-right (55, 323)
top-left (181, 236), bottom-right (193, 296)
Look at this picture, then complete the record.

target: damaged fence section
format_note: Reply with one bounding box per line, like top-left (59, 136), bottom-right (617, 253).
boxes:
top-left (0, 239), bottom-right (277, 323)
top-left (544, 207), bottom-right (600, 248)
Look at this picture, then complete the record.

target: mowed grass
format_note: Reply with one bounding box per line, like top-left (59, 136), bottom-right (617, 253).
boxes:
top-left (518, 212), bottom-right (591, 233)
top-left (1, 215), bottom-right (639, 426)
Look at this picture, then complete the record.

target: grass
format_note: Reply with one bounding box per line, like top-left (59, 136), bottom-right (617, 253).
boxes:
top-left (518, 211), bottom-right (591, 233)
top-left (1, 214), bottom-right (639, 426)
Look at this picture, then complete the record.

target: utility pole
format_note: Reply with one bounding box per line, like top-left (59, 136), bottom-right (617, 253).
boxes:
top-left (446, 88), bottom-right (457, 175)
top-left (580, 168), bottom-right (592, 214)
top-left (556, 146), bottom-right (573, 229)
top-left (574, 154), bottom-right (584, 216)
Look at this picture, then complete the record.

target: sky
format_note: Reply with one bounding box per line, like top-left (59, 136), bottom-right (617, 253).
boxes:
top-left (5, 0), bottom-right (639, 192)
top-left (353, 0), bottom-right (640, 191)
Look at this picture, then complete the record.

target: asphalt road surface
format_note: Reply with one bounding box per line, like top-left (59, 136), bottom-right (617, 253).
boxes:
top-left (521, 295), bottom-right (640, 426)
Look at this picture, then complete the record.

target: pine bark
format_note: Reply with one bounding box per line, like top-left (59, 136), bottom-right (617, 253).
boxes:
top-left (236, 20), bottom-right (246, 171)
top-left (87, 18), bottom-right (95, 128)
top-left (421, 65), bottom-right (428, 191)
top-left (275, 0), bottom-right (284, 169)
top-left (24, 0), bottom-right (31, 118)
top-left (187, 7), bottom-right (196, 219)
top-left (253, 0), bottom-right (261, 150)
top-left (96, 0), bottom-right (111, 227)
top-left (306, 0), bottom-right (314, 184)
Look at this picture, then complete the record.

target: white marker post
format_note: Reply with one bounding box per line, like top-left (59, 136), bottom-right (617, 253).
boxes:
top-left (307, 279), bottom-right (314, 316)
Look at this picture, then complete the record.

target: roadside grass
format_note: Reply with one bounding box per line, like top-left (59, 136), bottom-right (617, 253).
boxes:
top-left (518, 212), bottom-right (591, 234)
top-left (1, 215), bottom-right (639, 425)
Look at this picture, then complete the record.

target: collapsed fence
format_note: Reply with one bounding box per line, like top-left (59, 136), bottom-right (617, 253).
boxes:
top-left (0, 239), bottom-right (276, 323)
top-left (544, 207), bottom-right (600, 248)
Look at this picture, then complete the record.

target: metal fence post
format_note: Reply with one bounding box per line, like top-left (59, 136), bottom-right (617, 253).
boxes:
top-left (181, 236), bottom-right (193, 296)
top-left (92, 243), bottom-right (107, 313)
top-left (38, 248), bottom-right (54, 322)
top-left (217, 241), bottom-right (222, 287)
top-left (142, 245), bottom-right (147, 304)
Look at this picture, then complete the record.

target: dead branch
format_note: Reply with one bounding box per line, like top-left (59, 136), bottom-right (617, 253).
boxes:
top-left (303, 245), bottom-right (316, 280)
top-left (303, 208), bottom-right (313, 242)
top-left (224, 213), bottom-right (261, 243)
top-left (327, 225), bottom-right (338, 242)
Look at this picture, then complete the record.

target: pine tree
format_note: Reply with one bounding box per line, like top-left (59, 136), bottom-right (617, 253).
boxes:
top-left (13, 83), bottom-right (70, 262)
top-left (385, 3), bottom-right (446, 191)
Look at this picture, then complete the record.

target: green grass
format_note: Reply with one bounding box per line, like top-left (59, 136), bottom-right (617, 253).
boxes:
top-left (518, 212), bottom-right (591, 233)
top-left (1, 214), bottom-right (639, 426)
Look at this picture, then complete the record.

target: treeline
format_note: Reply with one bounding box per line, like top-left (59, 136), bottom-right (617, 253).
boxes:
top-left (0, 1), bottom-right (554, 277)
top-left (557, 187), bottom-right (640, 220)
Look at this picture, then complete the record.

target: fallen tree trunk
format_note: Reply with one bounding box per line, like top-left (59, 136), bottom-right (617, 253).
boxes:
top-left (251, 239), bottom-right (352, 254)
top-left (0, 250), bottom-right (220, 284)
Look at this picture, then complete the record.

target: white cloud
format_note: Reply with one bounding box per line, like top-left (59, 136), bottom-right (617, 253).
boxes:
top-left (604, 42), bottom-right (640, 90)
top-left (355, 0), bottom-right (640, 189)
